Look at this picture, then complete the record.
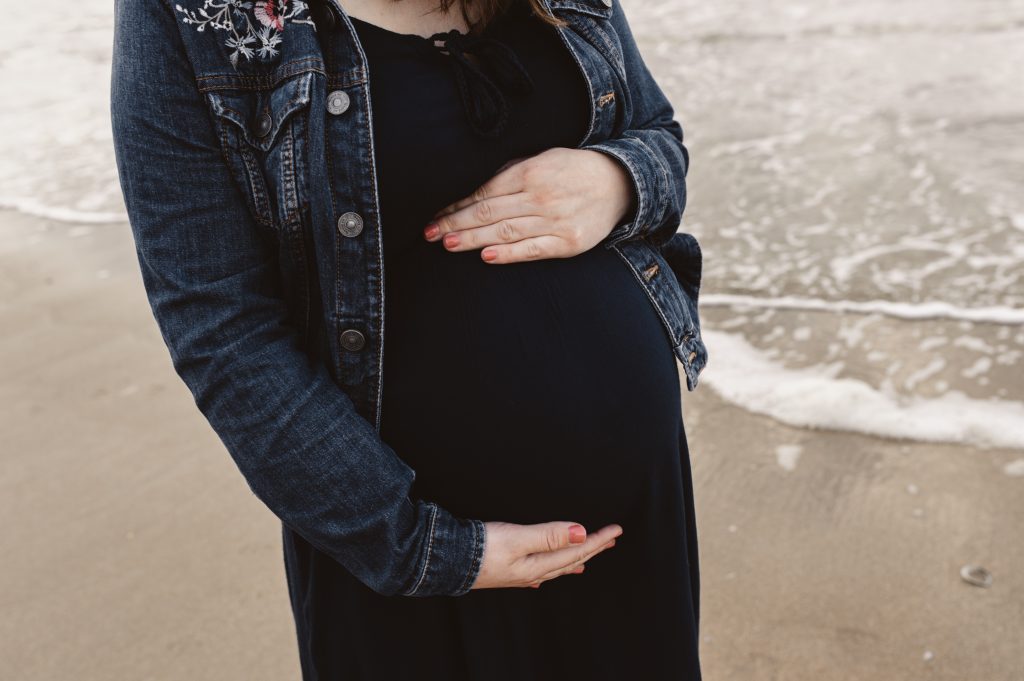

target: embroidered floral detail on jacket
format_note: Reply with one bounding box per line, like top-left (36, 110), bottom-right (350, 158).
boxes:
top-left (175, 1), bottom-right (314, 66)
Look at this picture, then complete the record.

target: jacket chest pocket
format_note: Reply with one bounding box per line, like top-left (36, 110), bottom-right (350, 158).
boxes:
top-left (205, 71), bottom-right (315, 233)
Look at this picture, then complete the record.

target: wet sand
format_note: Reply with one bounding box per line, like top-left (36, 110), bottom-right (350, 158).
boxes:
top-left (2, 210), bottom-right (1021, 680)
top-left (0, 214), bottom-right (298, 679)
top-left (688, 382), bottom-right (1024, 680)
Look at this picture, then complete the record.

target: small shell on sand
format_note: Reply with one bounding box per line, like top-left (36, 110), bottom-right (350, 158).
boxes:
top-left (959, 564), bottom-right (993, 588)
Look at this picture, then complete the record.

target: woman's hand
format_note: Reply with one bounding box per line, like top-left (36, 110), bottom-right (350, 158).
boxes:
top-left (423, 147), bottom-right (636, 264)
top-left (471, 520), bottom-right (623, 590)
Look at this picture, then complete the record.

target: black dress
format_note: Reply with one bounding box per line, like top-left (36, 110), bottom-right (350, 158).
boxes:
top-left (286, 4), bottom-right (702, 679)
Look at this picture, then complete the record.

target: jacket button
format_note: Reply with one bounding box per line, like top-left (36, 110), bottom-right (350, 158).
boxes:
top-left (340, 329), bottom-right (366, 351)
top-left (254, 112), bottom-right (273, 138)
top-left (327, 90), bottom-right (350, 115)
top-left (337, 211), bottom-right (363, 237)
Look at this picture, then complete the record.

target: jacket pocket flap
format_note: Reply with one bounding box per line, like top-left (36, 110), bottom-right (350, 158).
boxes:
top-left (207, 71), bottom-right (314, 151)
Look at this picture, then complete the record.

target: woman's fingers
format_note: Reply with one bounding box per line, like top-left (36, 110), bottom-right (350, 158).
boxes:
top-left (532, 536), bottom-right (619, 584)
top-left (518, 521), bottom-right (591, 555)
top-left (424, 191), bottom-right (535, 242)
top-left (524, 523), bottom-right (623, 578)
top-left (536, 536), bottom-right (614, 585)
top-left (525, 537), bottom-right (617, 589)
top-left (480, 235), bottom-right (570, 264)
top-left (470, 520), bottom-right (623, 591)
top-left (430, 157), bottom-right (532, 220)
top-left (436, 215), bottom-right (549, 253)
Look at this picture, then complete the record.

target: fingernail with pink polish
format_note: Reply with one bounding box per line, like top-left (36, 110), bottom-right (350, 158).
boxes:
top-left (568, 524), bottom-right (586, 543)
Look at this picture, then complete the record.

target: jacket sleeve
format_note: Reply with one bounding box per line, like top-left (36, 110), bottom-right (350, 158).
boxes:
top-left (582, 0), bottom-right (690, 248)
top-left (110, 0), bottom-right (485, 598)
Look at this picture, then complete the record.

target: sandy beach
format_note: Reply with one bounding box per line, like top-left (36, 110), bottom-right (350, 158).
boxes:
top-left (2, 0), bottom-right (1022, 679)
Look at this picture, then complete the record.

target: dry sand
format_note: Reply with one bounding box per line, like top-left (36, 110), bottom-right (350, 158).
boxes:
top-left (2, 210), bottom-right (1021, 680)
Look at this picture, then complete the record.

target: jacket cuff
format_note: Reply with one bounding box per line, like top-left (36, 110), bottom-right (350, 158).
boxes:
top-left (582, 135), bottom-right (666, 247)
top-left (403, 503), bottom-right (486, 597)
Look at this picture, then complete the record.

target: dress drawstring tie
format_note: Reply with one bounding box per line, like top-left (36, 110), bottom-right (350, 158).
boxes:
top-left (425, 27), bottom-right (534, 137)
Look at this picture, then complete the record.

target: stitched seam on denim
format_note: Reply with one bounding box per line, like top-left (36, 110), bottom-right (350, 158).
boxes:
top-left (196, 59), bottom-right (325, 91)
top-left (461, 519), bottom-right (486, 595)
top-left (211, 112), bottom-right (270, 229)
top-left (570, 12), bottom-right (619, 74)
top-left (238, 138), bottom-right (274, 228)
top-left (326, 67), bottom-right (369, 89)
top-left (629, 133), bottom-right (671, 228)
top-left (212, 103), bottom-right (300, 153)
top-left (279, 120), bottom-right (301, 227)
top-left (200, 56), bottom-right (323, 78)
top-left (356, 42), bottom-right (388, 434)
top-left (298, 96), bottom-right (313, 342)
top-left (456, 523), bottom-right (474, 594)
top-left (408, 503), bottom-right (437, 596)
top-left (212, 103), bottom-right (249, 129)
top-left (318, 76), bottom-right (344, 377)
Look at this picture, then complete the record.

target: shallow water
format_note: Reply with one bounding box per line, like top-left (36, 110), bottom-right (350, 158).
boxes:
top-left (636, 0), bottom-right (1024, 449)
top-left (2, 0), bottom-right (1021, 449)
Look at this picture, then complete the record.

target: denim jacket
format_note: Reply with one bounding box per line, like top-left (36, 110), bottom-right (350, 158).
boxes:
top-left (110, 0), bottom-right (708, 598)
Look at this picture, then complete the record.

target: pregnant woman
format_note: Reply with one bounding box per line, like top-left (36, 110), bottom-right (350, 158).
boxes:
top-left (111, 0), bottom-right (704, 678)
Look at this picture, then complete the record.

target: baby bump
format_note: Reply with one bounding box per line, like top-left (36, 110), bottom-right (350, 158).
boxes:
top-left (379, 245), bottom-right (683, 524)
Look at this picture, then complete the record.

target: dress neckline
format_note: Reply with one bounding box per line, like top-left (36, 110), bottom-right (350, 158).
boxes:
top-left (347, 3), bottom-right (528, 44)
top-left (349, 5), bottom-right (536, 138)
top-left (347, 14), bottom-right (507, 46)
top-left (348, 14), bottom-right (457, 43)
